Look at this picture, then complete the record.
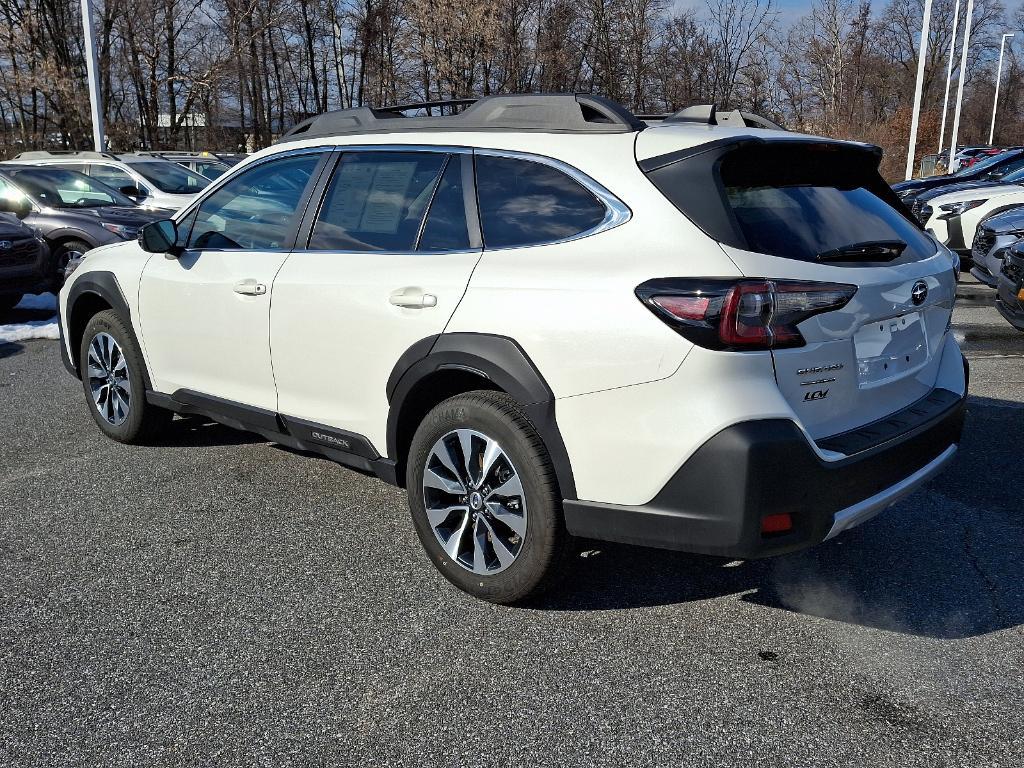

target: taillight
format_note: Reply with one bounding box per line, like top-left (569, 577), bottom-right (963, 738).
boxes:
top-left (637, 278), bottom-right (857, 351)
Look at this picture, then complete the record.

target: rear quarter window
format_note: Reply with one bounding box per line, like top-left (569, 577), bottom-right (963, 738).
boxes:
top-left (475, 155), bottom-right (608, 249)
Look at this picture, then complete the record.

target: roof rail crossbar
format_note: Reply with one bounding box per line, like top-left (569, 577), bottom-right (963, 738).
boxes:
top-left (277, 93), bottom-right (646, 143)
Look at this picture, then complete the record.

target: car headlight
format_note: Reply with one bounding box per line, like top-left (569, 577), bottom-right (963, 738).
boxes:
top-left (938, 199), bottom-right (986, 218)
top-left (100, 222), bottom-right (138, 239)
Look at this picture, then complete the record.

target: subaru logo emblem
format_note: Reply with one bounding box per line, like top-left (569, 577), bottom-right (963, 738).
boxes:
top-left (911, 281), bottom-right (928, 306)
top-left (0, 240), bottom-right (10, 250)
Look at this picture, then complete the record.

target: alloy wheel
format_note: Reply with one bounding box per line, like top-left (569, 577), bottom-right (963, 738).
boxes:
top-left (422, 428), bottom-right (528, 575)
top-left (87, 332), bottom-right (131, 425)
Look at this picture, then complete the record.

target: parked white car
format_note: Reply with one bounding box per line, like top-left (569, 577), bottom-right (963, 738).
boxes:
top-left (57, 94), bottom-right (967, 603)
top-left (5, 151), bottom-right (210, 211)
top-left (921, 182), bottom-right (1024, 258)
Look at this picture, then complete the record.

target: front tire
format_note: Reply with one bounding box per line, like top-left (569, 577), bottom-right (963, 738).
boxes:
top-left (406, 391), bottom-right (572, 604)
top-left (79, 310), bottom-right (171, 443)
top-left (53, 239), bottom-right (91, 288)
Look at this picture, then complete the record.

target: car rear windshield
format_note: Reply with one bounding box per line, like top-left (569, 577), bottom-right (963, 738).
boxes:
top-left (643, 142), bottom-right (937, 265)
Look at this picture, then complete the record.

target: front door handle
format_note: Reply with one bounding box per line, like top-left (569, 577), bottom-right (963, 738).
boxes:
top-left (389, 287), bottom-right (437, 309)
top-left (234, 279), bottom-right (267, 296)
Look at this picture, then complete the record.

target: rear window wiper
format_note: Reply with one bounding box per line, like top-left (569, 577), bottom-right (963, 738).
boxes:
top-left (817, 240), bottom-right (907, 262)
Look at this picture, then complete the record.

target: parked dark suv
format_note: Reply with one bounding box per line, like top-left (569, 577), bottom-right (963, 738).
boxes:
top-left (0, 212), bottom-right (50, 314)
top-left (0, 165), bottom-right (164, 283)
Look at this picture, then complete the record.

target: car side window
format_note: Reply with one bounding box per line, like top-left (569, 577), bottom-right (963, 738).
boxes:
top-left (308, 151), bottom-right (448, 251)
top-left (475, 155), bottom-right (608, 249)
top-left (418, 156), bottom-right (472, 252)
top-left (187, 152), bottom-right (322, 250)
top-left (88, 164), bottom-right (136, 191)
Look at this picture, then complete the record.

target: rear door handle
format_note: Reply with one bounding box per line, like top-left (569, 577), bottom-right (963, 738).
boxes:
top-left (234, 279), bottom-right (267, 296)
top-left (389, 287), bottom-right (437, 308)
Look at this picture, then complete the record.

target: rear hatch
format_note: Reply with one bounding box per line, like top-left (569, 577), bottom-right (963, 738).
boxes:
top-left (638, 134), bottom-right (957, 440)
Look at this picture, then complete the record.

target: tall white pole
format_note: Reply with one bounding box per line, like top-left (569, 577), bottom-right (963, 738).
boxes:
top-left (80, 0), bottom-right (105, 152)
top-left (938, 0), bottom-right (961, 153)
top-left (989, 33), bottom-right (1014, 145)
top-left (905, 0), bottom-right (934, 180)
top-left (949, 0), bottom-right (975, 171)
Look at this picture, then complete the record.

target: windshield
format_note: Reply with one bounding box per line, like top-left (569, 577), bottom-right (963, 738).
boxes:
top-left (5, 167), bottom-right (136, 208)
top-left (129, 161), bottom-right (210, 194)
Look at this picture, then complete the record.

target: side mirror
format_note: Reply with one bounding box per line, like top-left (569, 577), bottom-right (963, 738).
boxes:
top-left (139, 219), bottom-right (179, 254)
top-left (119, 185), bottom-right (143, 200)
top-left (0, 196), bottom-right (31, 220)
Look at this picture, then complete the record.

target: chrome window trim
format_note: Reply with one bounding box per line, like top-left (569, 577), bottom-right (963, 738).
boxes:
top-left (472, 148), bottom-right (632, 249)
top-left (175, 142), bottom-right (631, 253)
top-left (172, 145), bottom-right (334, 225)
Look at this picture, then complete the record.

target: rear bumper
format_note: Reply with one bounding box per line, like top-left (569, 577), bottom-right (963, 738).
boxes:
top-left (564, 380), bottom-right (967, 559)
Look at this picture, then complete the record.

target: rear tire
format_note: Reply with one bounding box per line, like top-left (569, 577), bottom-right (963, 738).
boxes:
top-left (79, 310), bottom-right (171, 443)
top-left (406, 391), bottom-right (572, 604)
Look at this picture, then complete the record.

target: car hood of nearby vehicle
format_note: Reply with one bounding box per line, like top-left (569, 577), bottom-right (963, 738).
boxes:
top-left (928, 183), bottom-right (1023, 207)
top-left (49, 205), bottom-right (165, 228)
top-left (980, 205), bottom-right (1024, 233)
top-left (917, 178), bottom-right (1019, 202)
top-left (0, 211), bottom-right (37, 238)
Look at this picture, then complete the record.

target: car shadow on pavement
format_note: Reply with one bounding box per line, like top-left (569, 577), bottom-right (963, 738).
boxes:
top-left (0, 341), bottom-right (24, 359)
top-left (534, 396), bottom-right (1023, 640)
top-left (154, 415), bottom-right (264, 448)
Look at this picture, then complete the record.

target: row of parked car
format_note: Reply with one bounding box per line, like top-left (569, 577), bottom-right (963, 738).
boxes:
top-left (0, 151), bottom-right (243, 312)
top-left (893, 148), bottom-right (1024, 332)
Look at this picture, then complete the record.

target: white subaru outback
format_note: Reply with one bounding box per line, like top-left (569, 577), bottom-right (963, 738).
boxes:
top-left (58, 94), bottom-right (967, 603)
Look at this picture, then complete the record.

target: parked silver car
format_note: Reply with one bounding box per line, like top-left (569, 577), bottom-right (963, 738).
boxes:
top-left (971, 207), bottom-right (1024, 287)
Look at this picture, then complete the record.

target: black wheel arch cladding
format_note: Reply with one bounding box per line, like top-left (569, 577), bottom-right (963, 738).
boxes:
top-left (387, 332), bottom-right (578, 500)
top-left (65, 271), bottom-right (135, 378)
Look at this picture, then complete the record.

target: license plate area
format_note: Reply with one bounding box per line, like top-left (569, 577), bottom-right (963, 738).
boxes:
top-left (854, 312), bottom-right (929, 388)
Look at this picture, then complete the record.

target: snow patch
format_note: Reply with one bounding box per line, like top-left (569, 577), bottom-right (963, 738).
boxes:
top-left (0, 319), bottom-right (60, 343)
top-left (15, 292), bottom-right (58, 311)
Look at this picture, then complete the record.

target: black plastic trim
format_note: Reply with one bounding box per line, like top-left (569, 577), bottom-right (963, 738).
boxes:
top-left (57, 311), bottom-right (75, 377)
top-left (63, 270), bottom-right (133, 378)
top-left (815, 388), bottom-right (963, 457)
top-left (564, 388), bottom-right (966, 558)
top-left (386, 333), bottom-right (577, 499)
top-left (149, 389), bottom-right (397, 481)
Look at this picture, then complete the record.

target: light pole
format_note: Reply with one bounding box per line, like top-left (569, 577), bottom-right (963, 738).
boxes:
top-left (949, 0), bottom-right (975, 172)
top-left (938, 0), bottom-right (961, 154)
top-left (80, 0), bottom-right (105, 151)
top-left (905, 0), bottom-right (935, 180)
top-left (989, 33), bottom-right (1015, 145)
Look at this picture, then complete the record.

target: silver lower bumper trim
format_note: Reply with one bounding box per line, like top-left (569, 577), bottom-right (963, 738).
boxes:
top-left (824, 444), bottom-right (958, 540)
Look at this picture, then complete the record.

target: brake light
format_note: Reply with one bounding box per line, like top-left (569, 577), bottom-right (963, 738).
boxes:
top-left (761, 513), bottom-right (793, 535)
top-left (640, 279), bottom-right (857, 351)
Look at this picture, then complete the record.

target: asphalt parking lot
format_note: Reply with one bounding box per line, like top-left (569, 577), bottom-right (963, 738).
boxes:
top-left (1, 276), bottom-right (1021, 767)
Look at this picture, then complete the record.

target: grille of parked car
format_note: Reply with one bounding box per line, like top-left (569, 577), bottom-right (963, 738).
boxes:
top-left (1002, 252), bottom-right (1023, 282)
top-left (973, 227), bottom-right (995, 261)
top-left (0, 236), bottom-right (39, 267)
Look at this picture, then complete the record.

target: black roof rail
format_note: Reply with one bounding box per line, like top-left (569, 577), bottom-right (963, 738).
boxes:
top-left (277, 93), bottom-right (647, 143)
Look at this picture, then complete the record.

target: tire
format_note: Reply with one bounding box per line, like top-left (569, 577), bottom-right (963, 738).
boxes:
top-left (406, 390), bottom-right (572, 604)
top-left (53, 239), bottom-right (91, 288)
top-left (0, 293), bottom-right (22, 316)
top-left (79, 309), bottom-right (171, 443)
